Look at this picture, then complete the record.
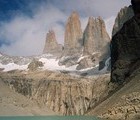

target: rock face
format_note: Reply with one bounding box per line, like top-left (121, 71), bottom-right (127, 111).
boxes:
top-left (28, 59), bottom-right (43, 71)
top-left (59, 12), bottom-right (83, 67)
top-left (104, 6), bottom-right (134, 71)
top-left (111, 16), bottom-right (140, 84)
top-left (59, 55), bottom-right (79, 67)
top-left (64, 11), bottom-right (83, 56)
top-left (112, 6), bottom-right (134, 36)
top-left (1, 71), bottom-right (110, 115)
top-left (83, 17), bottom-right (110, 55)
top-left (43, 30), bottom-right (63, 56)
top-left (79, 17), bottom-right (110, 70)
top-left (76, 53), bottom-right (101, 70)
top-left (87, 70), bottom-right (140, 120)
top-left (58, 12), bottom-right (111, 70)
top-left (0, 78), bottom-right (55, 116)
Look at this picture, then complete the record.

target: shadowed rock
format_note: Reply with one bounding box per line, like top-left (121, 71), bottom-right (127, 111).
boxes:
top-left (112, 6), bottom-right (134, 36)
top-left (111, 16), bottom-right (140, 84)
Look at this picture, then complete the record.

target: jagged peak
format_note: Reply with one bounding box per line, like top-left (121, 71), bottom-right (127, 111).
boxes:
top-left (88, 16), bottom-right (104, 22)
top-left (46, 30), bottom-right (57, 43)
top-left (88, 17), bottom-right (94, 23)
top-left (47, 29), bottom-right (55, 34)
top-left (97, 16), bottom-right (103, 20)
top-left (87, 16), bottom-right (105, 27)
top-left (120, 5), bottom-right (131, 12)
top-left (116, 5), bottom-right (133, 18)
top-left (43, 29), bottom-right (63, 55)
top-left (71, 11), bottom-right (79, 17)
top-left (112, 5), bottom-right (134, 36)
top-left (94, 16), bottom-right (104, 23)
top-left (67, 11), bottom-right (80, 22)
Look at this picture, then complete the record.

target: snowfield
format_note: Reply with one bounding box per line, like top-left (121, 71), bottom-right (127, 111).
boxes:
top-left (39, 58), bottom-right (78, 71)
top-left (0, 54), bottom-right (79, 72)
top-left (0, 54), bottom-right (110, 76)
top-left (0, 63), bottom-right (28, 72)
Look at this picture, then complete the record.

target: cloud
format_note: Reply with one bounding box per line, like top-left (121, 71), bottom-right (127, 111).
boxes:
top-left (0, 0), bottom-right (131, 56)
top-left (0, 3), bottom-right (67, 56)
top-left (51, 0), bottom-right (130, 18)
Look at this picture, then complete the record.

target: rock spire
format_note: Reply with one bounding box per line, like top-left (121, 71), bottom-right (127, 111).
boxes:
top-left (64, 11), bottom-right (83, 56)
top-left (83, 16), bottom-right (110, 55)
top-left (43, 30), bottom-right (63, 56)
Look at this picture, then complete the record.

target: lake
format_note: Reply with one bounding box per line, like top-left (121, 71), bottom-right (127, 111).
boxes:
top-left (0, 116), bottom-right (101, 120)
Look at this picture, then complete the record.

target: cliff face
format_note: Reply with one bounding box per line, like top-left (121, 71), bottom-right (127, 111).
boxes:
top-left (111, 14), bottom-right (140, 84)
top-left (0, 78), bottom-right (55, 116)
top-left (83, 17), bottom-right (110, 55)
top-left (112, 6), bottom-right (134, 36)
top-left (1, 71), bottom-right (110, 115)
top-left (43, 30), bottom-right (63, 56)
top-left (64, 11), bottom-right (83, 56)
top-left (33, 78), bottom-right (108, 115)
top-left (85, 6), bottom-right (140, 120)
top-left (79, 17), bottom-right (110, 70)
top-left (76, 53), bottom-right (101, 70)
top-left (58, 12), bottom-right (83, 67)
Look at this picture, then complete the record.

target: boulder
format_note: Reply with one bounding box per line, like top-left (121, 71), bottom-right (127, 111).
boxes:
top-left (28, 59), bottom-right (43, 71)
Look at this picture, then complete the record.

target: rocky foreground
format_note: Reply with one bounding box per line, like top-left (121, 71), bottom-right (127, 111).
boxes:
top-left (0, 66), bottom-right (140, 120)
top-left (86, 67), bottom-right (140, 120)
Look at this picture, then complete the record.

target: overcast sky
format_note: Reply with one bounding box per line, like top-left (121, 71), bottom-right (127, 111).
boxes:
top-left (0, 0), bottom-right (131, 56)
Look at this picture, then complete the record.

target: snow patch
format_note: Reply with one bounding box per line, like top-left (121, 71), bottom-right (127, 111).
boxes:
top-left (77, 52), bottom-right (99, 63)
top-left (0, 63), bottom-right (28, 72)
top-left (77, 56), bottom-right (88, 63)
top-left (39, 58), bottom-right (78, 71)
top-left (39, 54), bottom-right (53, 58)
top-left (79, 64), bottom-right (99, 72)
top-left (0, 53), bottom-right (109, 76)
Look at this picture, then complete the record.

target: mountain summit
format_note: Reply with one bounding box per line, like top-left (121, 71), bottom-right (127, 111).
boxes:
top-left (42, 11), bottom-right (111, 70)
top-left (83, 17), bottom-right (110, 55)
top-left (43, 30), bottom-right (63, 56)
top-left (64, 11), bottom-right (83, 56)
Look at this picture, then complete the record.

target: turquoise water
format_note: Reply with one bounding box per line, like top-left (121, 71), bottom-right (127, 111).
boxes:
top-left (0, 116), bottom-right (101, 120)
